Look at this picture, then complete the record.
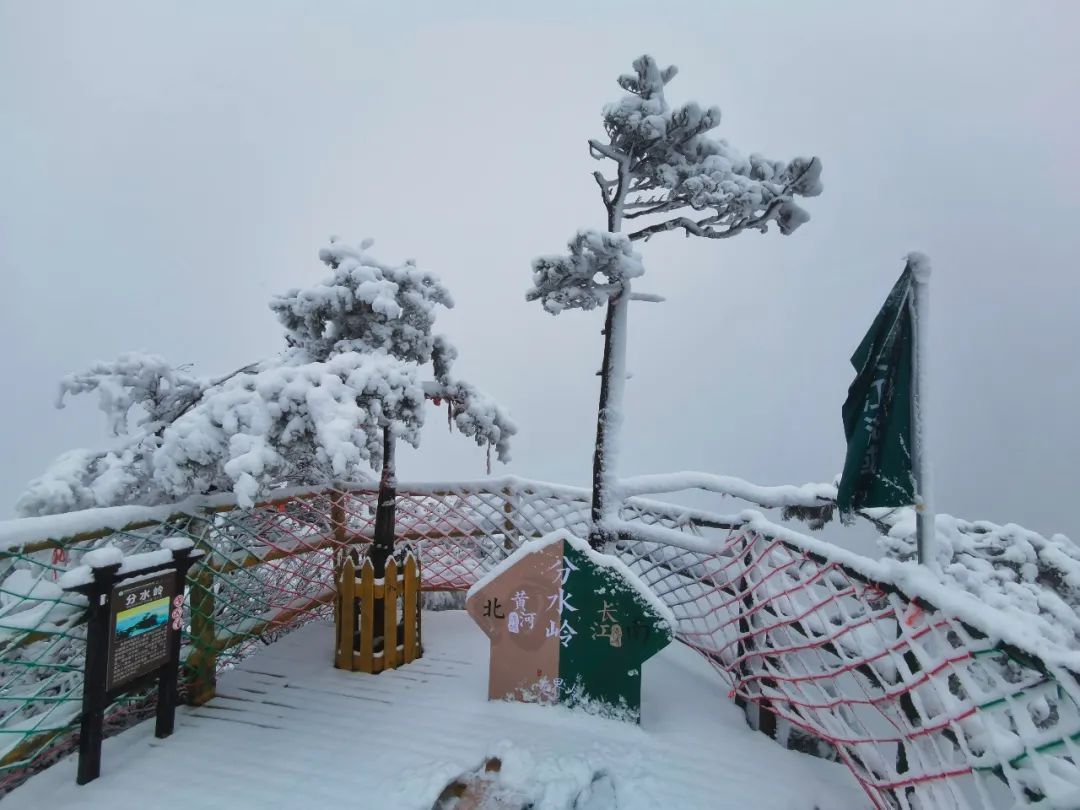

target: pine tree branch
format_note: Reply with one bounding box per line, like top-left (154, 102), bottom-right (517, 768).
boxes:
top-left (622, 193), bottom-right (670, 210)
top-left (622, 200), bottom-right (681, 220)
top-left (592, 171), bottom-right (614, 210)
top-left (588, 139), bottom-right (626, 164)
top-left (627, 158), bottom-right (818, 242)
top-left (626, 208), bottom-right (757, 242)
top-left (157, 360), bottom-right (260, 429)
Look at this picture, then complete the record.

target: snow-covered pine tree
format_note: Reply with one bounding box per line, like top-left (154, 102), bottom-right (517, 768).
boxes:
top-left (527, 55), bottom-right (823, 547)
top-left (17, 237), bottom-right (516, 538)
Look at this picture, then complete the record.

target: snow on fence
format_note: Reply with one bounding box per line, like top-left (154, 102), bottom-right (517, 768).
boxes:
top-left (1, 477), bottom-right (1078, 808)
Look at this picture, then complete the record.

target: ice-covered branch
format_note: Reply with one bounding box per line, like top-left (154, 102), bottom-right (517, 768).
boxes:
top-left (57, 353), bottom-right (207, 436)
top-left (621, 199), bottom-right (680, 220)
top-left (627, 156), bottom-right (822, 242)
top-left (627, 206), bottom-right (775, 242)
top-left (422, 379), bottom-right (517, 464)
top-left (587, 139), bottom-right (626, 164)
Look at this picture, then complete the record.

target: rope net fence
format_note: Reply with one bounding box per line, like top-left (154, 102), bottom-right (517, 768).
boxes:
top-left (0, 477), bottom-right (1077, 807)
top-left (613, 524), bottom-right (1080, 809)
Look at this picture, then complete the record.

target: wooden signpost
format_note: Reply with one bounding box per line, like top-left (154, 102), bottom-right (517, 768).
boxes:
top-left (63, 542), bottom-right (200, 785)
top-left (465, 530), bottom-right (674, 721)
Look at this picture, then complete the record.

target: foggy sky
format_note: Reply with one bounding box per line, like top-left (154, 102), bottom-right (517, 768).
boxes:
top-left (2, 1), bottom-right (1078, 544)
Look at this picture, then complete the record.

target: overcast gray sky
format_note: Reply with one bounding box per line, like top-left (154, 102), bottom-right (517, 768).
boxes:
top-left (2, 1), bottom-right (1078, 543)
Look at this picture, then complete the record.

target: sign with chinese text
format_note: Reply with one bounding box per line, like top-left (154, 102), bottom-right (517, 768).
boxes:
top-left (466, 531), bottom-right (674, 721)
top-left (107, 572), bottom-right (175, 692)
top-left (62, 544), bottom-right (198, 785)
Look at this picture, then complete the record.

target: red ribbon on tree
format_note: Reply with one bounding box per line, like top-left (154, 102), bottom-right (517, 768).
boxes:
top-left (51, 546), bottom-right (68, 579)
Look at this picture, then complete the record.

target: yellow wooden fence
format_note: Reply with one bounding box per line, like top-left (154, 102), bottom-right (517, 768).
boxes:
top-left (334, 553), bottom-right (421, 673)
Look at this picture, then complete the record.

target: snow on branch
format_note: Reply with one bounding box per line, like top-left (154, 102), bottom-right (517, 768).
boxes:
top-left (596, 54), bottom-right (823, 244)
top-left (19, 236), bottom-right (514, 515)
top-left (57, 352), bottom-right (207, 436)
top-left (19, 351), bottom-right (426, 514)
top-left (426, 379), bottom-right (516, 464)
top-left (271, 236), bottom-right (453, 363)
top-left (16, 439), bottom-right (163, 517)
top-left (526, 229), bottom-right (644, 315)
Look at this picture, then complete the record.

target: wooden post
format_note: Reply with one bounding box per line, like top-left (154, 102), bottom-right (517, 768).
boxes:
top-left (335, 558), bottom-right (356, 671)
top-left (330, 489), bottom-right (347, 555)
top-left (358, 558), bottom-right (375, 673)
top-left (330, 489), bottom-right (347, 543)
top-left (183, 513), bottom-right (217, 706)
top-left (415, 553), bottom-right (423, 657)
top-left (76, 561), bottom-right (120, 784)
top-left (501, 487), bottom-right (517, 552)
top-left (155, 546), bottom-right (198, 739)
top-left (186, 564), bottom-right (217, 705)
top-left (735, 533), bottom-right (777, 740)
top-left (334, 562), bottom-right (343, 669)
top-left (383, 557), bottom-right (399, 670)
top-left (402, 554), bottom-right (418, 663)
top-left (333, 578), bottom-right (340, 668)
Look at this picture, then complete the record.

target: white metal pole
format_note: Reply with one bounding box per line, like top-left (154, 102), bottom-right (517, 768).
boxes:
top-left (908, 253), bottom-right (937, 571)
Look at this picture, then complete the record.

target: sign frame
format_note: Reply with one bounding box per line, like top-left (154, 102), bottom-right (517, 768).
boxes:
top-left (63, 544), bottom-right (200, 785)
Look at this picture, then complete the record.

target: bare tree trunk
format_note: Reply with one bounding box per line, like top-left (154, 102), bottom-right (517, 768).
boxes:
top-left (588, 157), bottom-right (631, 550)
top-left (371, 425), bottom-right (396, 577)
top-left (589, 292), bottom-right (628, 548)
top-left (368, 426), bottom-right (398, 651)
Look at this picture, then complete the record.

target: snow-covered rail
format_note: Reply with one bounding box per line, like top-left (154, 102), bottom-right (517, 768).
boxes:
top-left (1, 477), bottom-right (1079, 808)
top-left (611, 515), bottom-right (1080, 809)
top-left (0, 477), bottom-right (721, 794)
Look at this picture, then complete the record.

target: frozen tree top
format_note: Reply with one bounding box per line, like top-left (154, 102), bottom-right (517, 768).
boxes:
top-left (527, 54), bottom-right (823, 316)
top-left (271, 236), bottom-right (454, 364)
top-left (601, 55), bottom-right (823, 242)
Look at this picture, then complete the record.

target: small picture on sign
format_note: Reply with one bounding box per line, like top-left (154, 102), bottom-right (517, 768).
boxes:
top-left (107, 571), bottom-right (177, 694)
top-left (115, 597), bottom-right (169, 639)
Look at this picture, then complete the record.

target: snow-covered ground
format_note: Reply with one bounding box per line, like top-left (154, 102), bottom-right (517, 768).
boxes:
top-left (8, 611), bottom-right (865, 809)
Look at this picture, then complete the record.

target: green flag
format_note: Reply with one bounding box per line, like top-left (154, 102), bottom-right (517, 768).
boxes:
top-left (837, 264), bottom-right (916, 518)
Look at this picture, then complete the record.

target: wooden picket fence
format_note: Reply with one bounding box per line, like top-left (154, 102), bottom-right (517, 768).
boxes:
top-left (334, 553), bottom-right (421, 673)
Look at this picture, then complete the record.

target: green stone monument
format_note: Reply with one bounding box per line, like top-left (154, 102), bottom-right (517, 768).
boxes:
top-left (466, 530), bottom-right (675, 722)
